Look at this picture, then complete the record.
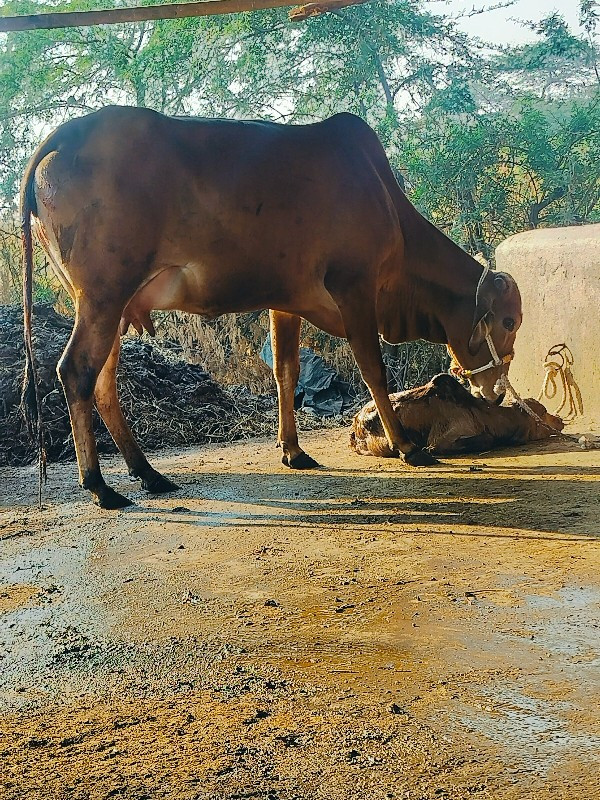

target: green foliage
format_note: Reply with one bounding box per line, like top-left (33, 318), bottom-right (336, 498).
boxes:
top-left (398, 94), bottom-right (600, 257)
top-left (491, 8), bottom-right (598, 98)
top-left (581, 0), bottom-right (600, 35)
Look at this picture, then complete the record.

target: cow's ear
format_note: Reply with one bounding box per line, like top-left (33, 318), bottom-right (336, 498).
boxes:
top-left (468, 310), bottom-right (494, 355)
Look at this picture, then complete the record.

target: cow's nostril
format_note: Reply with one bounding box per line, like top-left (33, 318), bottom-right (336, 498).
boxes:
top-left (495, 393), bottom-right (505, 405)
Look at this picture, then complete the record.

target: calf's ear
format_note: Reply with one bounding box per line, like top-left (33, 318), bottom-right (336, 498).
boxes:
top-left (553, 415), bottom-right (565, 432)
top-left (363, 408), bottom-right (381, 433)
top-left (468, 310), bottom-right (494, 355)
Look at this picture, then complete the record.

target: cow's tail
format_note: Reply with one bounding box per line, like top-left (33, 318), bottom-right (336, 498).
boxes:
top-left (20, 117), bottom-right (94, 504)
top-left (20, 146), bottom-right (49, 505)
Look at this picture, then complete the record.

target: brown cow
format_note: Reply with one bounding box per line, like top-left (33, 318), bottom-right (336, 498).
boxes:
top-left (20, 108), bottom-right (522, 507)
top-left (350, 373), bottom-right (564, 457)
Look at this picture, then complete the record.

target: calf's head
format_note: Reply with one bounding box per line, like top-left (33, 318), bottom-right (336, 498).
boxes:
top-left (517, 399), bottom-right (564, 438)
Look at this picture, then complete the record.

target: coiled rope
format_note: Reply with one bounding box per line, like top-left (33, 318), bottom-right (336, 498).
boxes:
top-left (538, 343), bottom-right (583, 422)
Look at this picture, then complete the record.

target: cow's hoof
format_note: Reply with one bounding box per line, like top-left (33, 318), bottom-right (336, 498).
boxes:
top-left (282, 451), bottom-right (320, 469)
top-left (404, 448), bottom-right (439, 467)
top-left (93, 486), bottom-right (134, 509)
top-left (141, 471), bottom-right (180, 494)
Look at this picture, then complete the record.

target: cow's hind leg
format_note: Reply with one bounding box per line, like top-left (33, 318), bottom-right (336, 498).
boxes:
top-left (270, 310), bottom-right (319, 469)
top-left (327, 279), bottom-right (437, 467)
top-left (94, 334), bottom-right (179, 495)
top-left (57, 304), bottom-right (132, 508)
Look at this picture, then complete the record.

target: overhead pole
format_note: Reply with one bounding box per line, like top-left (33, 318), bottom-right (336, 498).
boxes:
top-left (0, 0), bottom-right (370, 32)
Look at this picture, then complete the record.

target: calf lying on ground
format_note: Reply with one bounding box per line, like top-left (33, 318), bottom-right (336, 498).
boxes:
top-left (350, 373), bottom-right (563, 457)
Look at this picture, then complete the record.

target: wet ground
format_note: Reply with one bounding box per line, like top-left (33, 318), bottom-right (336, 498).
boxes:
top-left (1, 430), bottom-right (599, 800)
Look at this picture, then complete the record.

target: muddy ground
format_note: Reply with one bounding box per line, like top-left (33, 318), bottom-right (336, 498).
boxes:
top-left (1, 429), bottom-right (599, 800)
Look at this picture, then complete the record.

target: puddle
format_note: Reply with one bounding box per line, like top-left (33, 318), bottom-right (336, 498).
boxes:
top-left (443, 584), bottom-right (600, 774)
top-left (524, 586), bottom-right (600, 611)
top-left (521, 586), bottom-right (600, 665)
top-left (0, 539), bottom-right (116, 707)
top-left (459, 684), bottom-right (600, 773)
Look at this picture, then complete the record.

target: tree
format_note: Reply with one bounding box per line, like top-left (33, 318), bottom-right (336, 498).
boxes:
top-left (390, 7), bottom-right (600, 255)
top-left (398, 95), bottom-right (600, 259)
top-left (0, 0), bottom-right (484, 204)
top-left (0, 0), bottom-right (598, 287)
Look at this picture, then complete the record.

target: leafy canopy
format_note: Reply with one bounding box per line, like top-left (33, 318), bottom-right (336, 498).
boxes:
top-left (1, 0), bottom-right (599, 257)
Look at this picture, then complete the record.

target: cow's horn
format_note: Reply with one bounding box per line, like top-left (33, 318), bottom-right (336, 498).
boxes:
top-left (494, 274), bottom-right (509, 293)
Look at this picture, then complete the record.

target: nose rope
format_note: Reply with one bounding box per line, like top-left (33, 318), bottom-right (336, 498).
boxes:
top-left (448, 340), bottom-right (513, 378)
top-left (448, 331), bottom-right (512, 380)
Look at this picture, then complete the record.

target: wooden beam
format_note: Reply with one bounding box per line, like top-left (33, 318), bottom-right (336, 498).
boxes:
top-left (0, 0), bottom-right (369, 32)
top-left (289, 0), bottom-right (366, 20)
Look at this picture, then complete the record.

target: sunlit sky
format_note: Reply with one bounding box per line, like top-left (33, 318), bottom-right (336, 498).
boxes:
top-left (425, 0), bottom-right (583, 45)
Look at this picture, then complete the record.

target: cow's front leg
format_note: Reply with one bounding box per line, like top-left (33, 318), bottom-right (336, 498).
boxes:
top-left (330, 284), bottom-right (438, 467)
top-left (269, 310), bottom-right (319, 469)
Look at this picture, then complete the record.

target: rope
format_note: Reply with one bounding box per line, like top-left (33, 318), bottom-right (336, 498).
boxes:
top-left (538, 343), bottom-right (583, 422)
top-left (475, 264), bottom-right (489, 310)
top-left (495, 373), bottom-right (547, 424)
top-left (494, 371), bottom-right (576, 440)
top-left (448, 344), bottom-right (512, 379)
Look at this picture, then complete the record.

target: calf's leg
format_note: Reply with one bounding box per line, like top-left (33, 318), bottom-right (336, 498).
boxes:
top-left (441, 432), bottom-right (495, 454)
top-left (57, 303), bottom-right (132, 508)
top-left (269, 310), bottom-right (319, 468)
top-left (94, 333), bottom-right (179, 494)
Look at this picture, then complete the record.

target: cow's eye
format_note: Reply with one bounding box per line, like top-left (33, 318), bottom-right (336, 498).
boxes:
top-left (503, 317), bottom-right (515, 331)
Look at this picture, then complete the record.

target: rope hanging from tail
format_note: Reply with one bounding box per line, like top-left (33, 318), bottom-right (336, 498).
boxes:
top-left (20, 122), bottom-right (81, 507)
top-left (538, 343), bottom-right (583, 422)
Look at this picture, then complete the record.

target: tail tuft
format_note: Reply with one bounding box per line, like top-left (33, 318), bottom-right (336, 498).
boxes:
top-left (21, 353), bottom-right (39, 438)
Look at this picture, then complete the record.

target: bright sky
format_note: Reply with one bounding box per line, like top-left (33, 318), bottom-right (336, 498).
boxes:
top-left (425, 0), bottom-right (584, 45)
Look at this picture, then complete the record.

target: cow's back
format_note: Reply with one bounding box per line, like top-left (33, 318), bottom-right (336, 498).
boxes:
top-left (31, 107), bottom-right (403, 313)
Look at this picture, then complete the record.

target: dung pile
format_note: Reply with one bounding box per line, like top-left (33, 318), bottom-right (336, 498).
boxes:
top-left (0, 304), bottom-right (282, 468)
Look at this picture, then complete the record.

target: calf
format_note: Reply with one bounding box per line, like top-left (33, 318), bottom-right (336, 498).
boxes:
top-left (350, 373), bottom-right (563, 457)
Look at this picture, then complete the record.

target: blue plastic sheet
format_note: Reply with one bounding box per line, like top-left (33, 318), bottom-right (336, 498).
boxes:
top-left (261, 335), bottom-right (357, 417)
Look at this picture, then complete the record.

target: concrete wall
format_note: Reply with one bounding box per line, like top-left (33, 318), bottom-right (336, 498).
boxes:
top-left (495, 223), bottom-right (600, 430)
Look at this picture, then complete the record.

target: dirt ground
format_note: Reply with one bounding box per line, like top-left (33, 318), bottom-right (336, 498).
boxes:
top-left (1, 429), bottom-right (599, 800)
